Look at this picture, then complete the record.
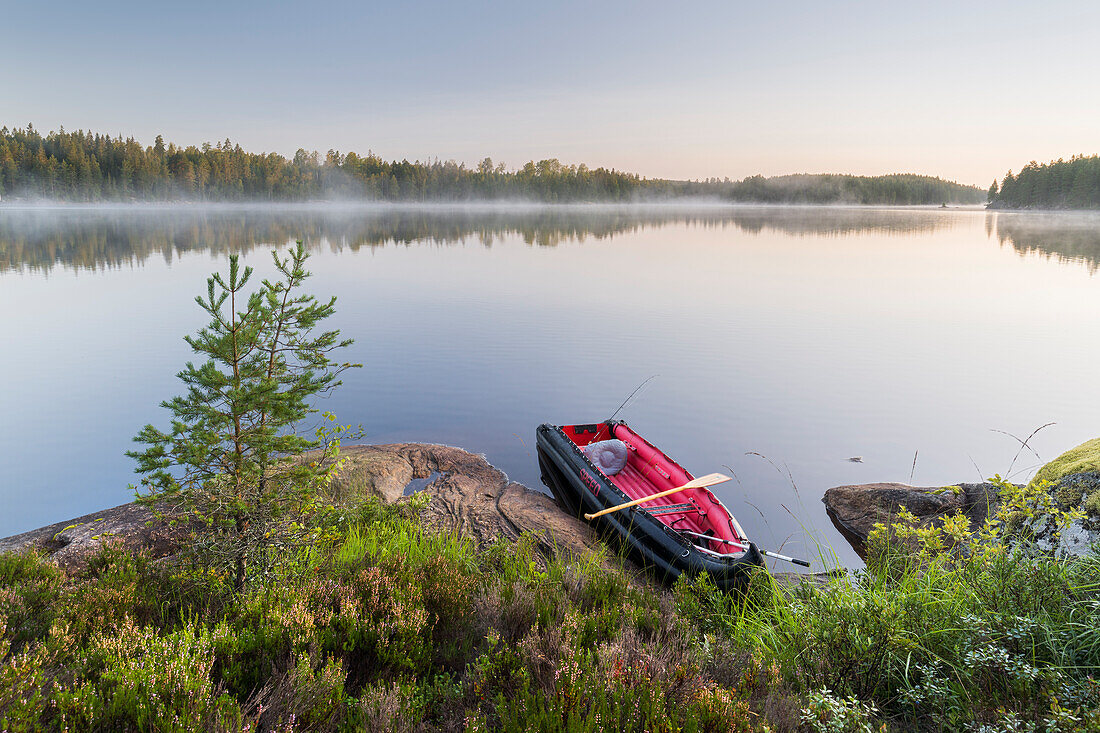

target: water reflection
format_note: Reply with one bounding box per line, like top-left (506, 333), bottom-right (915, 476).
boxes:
top-left (991, 212), bottom-right (1100, 273)
top-left (0, 204), bottom-right (964, 273)
top-left (3, 203), bottom-right (1100, 570)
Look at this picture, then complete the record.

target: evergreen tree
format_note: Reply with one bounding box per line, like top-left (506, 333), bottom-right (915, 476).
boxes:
top-left (989, 157), bottom-right (1100, 209)
top-left (129, 244), bottom-right (359, 590)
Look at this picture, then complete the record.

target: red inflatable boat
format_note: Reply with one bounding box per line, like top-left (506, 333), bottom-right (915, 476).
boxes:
top-left (536, 420), bottom-right (764, 590)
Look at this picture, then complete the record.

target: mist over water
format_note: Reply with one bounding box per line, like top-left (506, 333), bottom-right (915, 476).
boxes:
top-left (2, 204), bottom-right (1098, 569)
top-left (3, 202), bottom-right (987, 273)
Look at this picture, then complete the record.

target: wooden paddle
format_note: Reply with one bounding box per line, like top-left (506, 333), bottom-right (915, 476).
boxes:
top-left (583, 472), bottom-right (730, 520)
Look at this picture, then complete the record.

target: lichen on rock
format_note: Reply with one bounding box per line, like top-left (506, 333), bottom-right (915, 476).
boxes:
top-left (1018, 438), bottom-right (1100, 556)
top-left (1024, 471), bottom-right (1100, 557)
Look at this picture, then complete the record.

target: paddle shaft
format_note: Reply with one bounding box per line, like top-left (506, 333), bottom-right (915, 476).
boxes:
top-left (760, 549), bottom-right (811, 568)
top-left (583, 472), bottom-right (729, 520)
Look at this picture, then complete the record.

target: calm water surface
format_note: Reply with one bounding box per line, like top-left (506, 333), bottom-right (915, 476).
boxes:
top-left (2, 204), bottom-right (1099, 569)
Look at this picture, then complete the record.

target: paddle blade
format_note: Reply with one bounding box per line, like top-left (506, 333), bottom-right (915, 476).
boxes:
top-left (683, 472), bottom-right (730, 489)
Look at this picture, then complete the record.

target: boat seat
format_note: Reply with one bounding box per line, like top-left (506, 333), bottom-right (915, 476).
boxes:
top-left (643, 501), bottom-right (705, 518)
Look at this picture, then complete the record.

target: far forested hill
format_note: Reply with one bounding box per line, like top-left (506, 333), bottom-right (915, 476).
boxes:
top-left (698, 173), bottom-right (984, 205)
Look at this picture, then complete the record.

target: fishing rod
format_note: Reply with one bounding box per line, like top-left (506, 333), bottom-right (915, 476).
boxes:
top-left (607, 374), bottom-right (658, 423)
top-left (679, 529), bottom-right (811, 568)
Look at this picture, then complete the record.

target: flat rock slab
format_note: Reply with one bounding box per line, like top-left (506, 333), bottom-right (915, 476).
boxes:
top-left (0, 501), bottom-right (181, 571)
top-left (334, 443), bottom-right (606, 562)
top-left (0, 443), bottom-right (606, 571)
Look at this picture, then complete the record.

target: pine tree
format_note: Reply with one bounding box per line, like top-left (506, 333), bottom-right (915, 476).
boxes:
top-left (129, 244), bottom-right (359, 590)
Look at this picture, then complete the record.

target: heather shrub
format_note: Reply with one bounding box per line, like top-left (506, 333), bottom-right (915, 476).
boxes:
top-left (243, 653), bottom-right (348, 732)
top-left (478, 534), bottom-right (572, 635)
top-left (3, 478), bottom-right (1098, 731)
top-left (418, 553), bottom-right (481, 669)
top-left (54, 619), bottom-right (240, 731)
top-left (317, 564), bottom-right (432, 679)
top-left (0, 550), bottom-right (62, 652)
top-left (494, 637), bottom-right (674, 732)
top-left (0, 636), bottom-right (50, 731)
top-left (476, 578), bottom-right (543, 644)
top-left (0, 548), bottom-right (60, 587)
top-left (215, 588), bottom-right (323, 698)
top-left (351, 680), bottom-right (425, 732)
top-left (55, 544), bottom-right (162, 646)
top-left (688, 684), bottom-right (756, 733)
top-left (495, 617), bottom-right (749, 733)
top-left (466, 630), bottom-right (532, 711)
top-left (53, 542), bottom-right (228, 645)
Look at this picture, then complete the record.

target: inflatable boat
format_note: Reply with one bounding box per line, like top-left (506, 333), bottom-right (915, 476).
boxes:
top-left (536, 420), bottom-right (764, 590)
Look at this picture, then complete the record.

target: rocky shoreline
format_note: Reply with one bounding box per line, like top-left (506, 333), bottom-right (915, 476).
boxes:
top-left (0, 443), bottom-right (603, 571)
top-left (5, 437), bottom-right (1097, 582)
top-left (0, 442), bottom-right (837, 589)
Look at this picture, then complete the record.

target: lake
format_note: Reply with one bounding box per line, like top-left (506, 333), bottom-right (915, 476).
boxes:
top-left (2, 203), bottom-right (1099, 569)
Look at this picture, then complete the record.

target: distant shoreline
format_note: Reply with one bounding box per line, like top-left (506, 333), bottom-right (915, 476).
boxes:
top-left (0, 199), bottom-right (991, 211)
top-left (985, 203), bottom-right (1100, 213)
top-left (0, 125), bottom-right (985, 206)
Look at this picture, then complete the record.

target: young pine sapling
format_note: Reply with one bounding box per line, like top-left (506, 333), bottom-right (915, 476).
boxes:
top-left (130, 243), bottom-right (360, 589)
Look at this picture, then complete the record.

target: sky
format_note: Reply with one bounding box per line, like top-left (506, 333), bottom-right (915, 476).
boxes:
top-left (3, 0), bottom-right (1098, 186)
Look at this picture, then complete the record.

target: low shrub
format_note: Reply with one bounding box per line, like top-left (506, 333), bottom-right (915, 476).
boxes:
top-left (1, 489), bottom-right (1097, 731)
top-left (0, 636), bottom-right (50, 731)
top-left (800, 688), bottom-right (882, 733)
top-left (54, 619), bottom-right (241, 731)
top-left (0, 550), bottom-right (63, 652)
top-left (243, 653), bottom-right (348, 732)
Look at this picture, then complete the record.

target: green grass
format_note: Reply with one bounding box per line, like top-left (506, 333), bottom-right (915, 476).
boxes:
top-left (0, 493), bottom-right (1098, 732)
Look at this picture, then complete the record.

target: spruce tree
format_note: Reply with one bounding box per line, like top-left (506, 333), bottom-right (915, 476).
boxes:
top-left (129, 243), bottom-right (359, 590)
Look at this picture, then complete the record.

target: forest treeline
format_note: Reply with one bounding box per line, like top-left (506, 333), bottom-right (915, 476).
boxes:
top-left (715, 173), bottom-right (984, 205)
top-left (0, 124), bottom-right (982, 204)
top-left (988, 155), bottom-right (1100, 209)
top-left (0, 125), bottom-right (648, 201)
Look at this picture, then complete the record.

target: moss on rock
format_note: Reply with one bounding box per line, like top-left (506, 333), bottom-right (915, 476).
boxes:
top-left (1030, 437), bottom-right (1100, 487)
